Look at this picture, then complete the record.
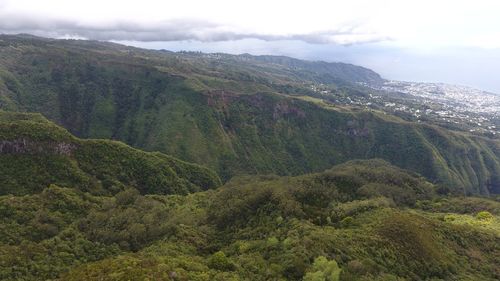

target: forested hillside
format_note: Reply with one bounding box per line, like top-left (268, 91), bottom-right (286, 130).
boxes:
top-left (0, 35), bottom-right (499, 195)
top-left (1, 150), bottom-right (499, 280)
top-left (1, 35), bottom-right (500, 281)
top-left (0, 111), bottom-right (220, 196)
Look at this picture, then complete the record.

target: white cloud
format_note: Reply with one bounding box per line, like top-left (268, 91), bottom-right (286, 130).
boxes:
top-left (0, 0), bottom-right (499, 48)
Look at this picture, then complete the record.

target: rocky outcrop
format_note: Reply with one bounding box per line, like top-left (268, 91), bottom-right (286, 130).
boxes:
top-left (273, 100), bottom-right (306, 120)
top-left (0, 139), bottom-right (75, 155)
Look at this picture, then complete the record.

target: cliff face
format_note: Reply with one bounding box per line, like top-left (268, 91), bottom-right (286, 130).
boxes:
top-left (0, 139), bottom-right (75, 155)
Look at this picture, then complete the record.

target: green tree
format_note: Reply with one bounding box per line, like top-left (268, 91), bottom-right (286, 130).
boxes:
top-left (476, 211), bottom-right (494, 221)
top-left (208, 251), bottom-right (235, 271)
top-left (303, 256), bottom-right (341, 281)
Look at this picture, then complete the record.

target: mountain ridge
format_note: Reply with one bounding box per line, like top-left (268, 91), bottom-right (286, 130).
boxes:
top-left (0, 34), bottom-right (499, 195)
top-left (1, 34), bottom-right (500, 281)
top-left (0, 110), bottom-right (221, 196)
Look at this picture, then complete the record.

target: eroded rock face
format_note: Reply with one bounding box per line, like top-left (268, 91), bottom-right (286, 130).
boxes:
top-left (273, 100), bottom-right (306, 120)
top-left (0, 139), bottom-right (75, 155)
top-left (346, 120), bottom-right (371, 137)
top-left (205, 90), bottom-right (237, 110)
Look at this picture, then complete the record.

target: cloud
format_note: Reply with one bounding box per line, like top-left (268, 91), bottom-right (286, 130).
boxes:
top-left (0, 14), bottom-right (388, 45)
top-left (1, 0), bottom-right (498, 48)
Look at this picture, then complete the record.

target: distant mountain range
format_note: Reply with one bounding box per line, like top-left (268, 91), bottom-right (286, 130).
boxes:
top-left (0, 34), bottom-right (499, 195)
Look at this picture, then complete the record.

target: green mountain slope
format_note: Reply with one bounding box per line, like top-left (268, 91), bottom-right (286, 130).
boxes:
top-left (1, 159), bottom-right (499, 280)
top-left (0, 35), bottom-right (499, 195)
top-left (0, 111), bottom-right (221, 196)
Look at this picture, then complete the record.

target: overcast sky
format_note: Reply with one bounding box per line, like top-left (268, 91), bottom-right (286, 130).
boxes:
top-left (1, 0), bottom-right (499, 93)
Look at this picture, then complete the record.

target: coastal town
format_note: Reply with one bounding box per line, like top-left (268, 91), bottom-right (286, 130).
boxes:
top-left (310, 81), bottom-right (499, 137)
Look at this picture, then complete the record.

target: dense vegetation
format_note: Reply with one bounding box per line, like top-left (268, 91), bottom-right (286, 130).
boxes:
top-left (1, 154), bottom-right (499, 280)
top-left (1, 34), bottom-right (500, 280)
top-left (0, 35), bottom-right (499, 195)
top-left (0, 111), bottom-right (221, 196)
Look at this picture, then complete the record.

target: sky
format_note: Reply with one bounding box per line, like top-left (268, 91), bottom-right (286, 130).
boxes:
top-left (1, 0), bottom-right (499, 93)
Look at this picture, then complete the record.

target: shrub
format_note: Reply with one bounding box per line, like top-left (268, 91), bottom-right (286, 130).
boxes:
top-left (443, 214), bottom-right (456, 222)
top-left (208, 251), bottom-right (235, 271)
top-left (267, 237), bottom-right (280, 249)
top-left (303, 256), bottom-right (341, 281)
top-left (340, 216), bottom-right (354, 228)
top-left (475, 211), bottom-right (494, 221)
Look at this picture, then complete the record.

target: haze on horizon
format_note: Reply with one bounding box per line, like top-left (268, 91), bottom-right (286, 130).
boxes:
top-left (1, 0), bottom-right (499, 93)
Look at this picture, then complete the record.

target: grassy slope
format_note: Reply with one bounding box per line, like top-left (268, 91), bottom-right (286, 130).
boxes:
top-left (0, 111), bottom-right (221, 196)
top-left (0, 35), bottom-right (499, 195)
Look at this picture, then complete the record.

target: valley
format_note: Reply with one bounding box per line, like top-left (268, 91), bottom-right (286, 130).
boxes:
top-left (0, 35), bottom-right (499, 281)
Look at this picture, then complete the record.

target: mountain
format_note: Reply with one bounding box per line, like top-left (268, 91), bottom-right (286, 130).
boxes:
top-left (0, 110), bottom-right (221, 196)
top-left (233, 53), bottom-right (384, 85)
top-left (1, 34), bottom-right (500, 281)
top-left (0, 34), bottom-right (499, 195)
